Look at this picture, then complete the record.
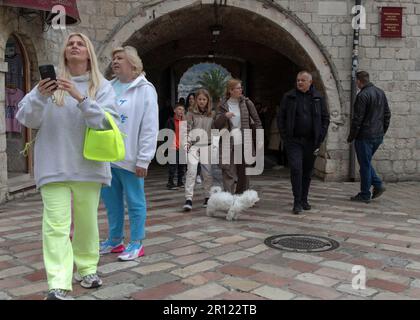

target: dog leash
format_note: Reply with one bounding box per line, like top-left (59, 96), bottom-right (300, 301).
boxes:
top-left (199, 162), bottom-right (223, 186)
top-left (186, 144), bottom-right (224, 186)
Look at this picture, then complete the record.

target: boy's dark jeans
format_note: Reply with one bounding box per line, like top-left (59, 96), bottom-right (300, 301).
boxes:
top-left (168, 149), bottom-right (186, 185)
top-left (354, 137), bottom-right (384, 199)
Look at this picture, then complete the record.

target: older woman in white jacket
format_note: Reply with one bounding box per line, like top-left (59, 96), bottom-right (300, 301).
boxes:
top-left (100, 46), bottom-right (159, 261)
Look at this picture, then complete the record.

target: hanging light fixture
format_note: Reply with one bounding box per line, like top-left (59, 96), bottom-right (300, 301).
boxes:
top-left (210, 24), bottom-right (223, 36)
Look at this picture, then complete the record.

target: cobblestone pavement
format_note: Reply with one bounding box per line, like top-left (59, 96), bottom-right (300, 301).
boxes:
top-left (1, 167), bottom-right (420, 300)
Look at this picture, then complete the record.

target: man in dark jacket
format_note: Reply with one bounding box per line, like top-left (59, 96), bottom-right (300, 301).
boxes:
top-left (347, 71), bottom-right (391, 203)
top-left (278, 71), bottom-right (330, 214)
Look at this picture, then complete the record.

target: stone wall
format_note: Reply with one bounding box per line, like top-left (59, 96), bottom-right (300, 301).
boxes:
top-left (65, 0), bottom-right (420, 182)
top-left (288, 0), bottom-right (420, 181)
top-left (0, 57), bottom-right (7, 203)
top-left (1, 0), bottom-right (418, 202)
top-left (0, 6), bottom-right (63, 202)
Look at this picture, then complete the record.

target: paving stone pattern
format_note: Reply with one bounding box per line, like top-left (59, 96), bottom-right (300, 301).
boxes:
top-left (0, 168), bottom-right (420, 300)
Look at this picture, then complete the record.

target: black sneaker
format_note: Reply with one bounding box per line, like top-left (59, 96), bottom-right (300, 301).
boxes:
top-left (372, 186), bottom-right (386, 199)
top-left (45, 289), bottom-right (73, 300)
top-left (302, 202), bottom-right (311, 210)
top-left (293, 202), bottom-right (303, 215)
top-left (183, 200), bottom-right (192, 211)
top-left (350, 193), bottom-right (370, 203)
top-left (167, 183), bottom-right (178, 190)
top-left (202, 198), bottom-right (209, 208)
top-left (177, 182), bottom-right (185, 188)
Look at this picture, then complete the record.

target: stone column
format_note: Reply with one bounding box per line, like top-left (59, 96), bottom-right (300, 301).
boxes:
top-left (0, 59), bottom-right (8, 203)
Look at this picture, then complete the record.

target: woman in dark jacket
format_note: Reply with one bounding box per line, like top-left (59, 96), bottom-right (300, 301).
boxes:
top-left (213, 79), bottom-right (263, 194)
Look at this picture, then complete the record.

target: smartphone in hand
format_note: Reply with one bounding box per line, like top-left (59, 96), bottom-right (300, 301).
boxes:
top-left (39, 64), bottom-right (57, 91)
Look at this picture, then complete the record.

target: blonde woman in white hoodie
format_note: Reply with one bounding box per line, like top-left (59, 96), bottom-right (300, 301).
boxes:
top-left (100, 46), bottom-right (159, 261)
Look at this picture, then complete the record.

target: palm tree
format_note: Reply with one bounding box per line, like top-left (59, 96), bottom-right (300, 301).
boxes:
top-left (197, 68), bottom-right (230, 107)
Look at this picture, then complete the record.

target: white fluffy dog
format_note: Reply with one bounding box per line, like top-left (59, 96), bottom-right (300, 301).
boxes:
top-left (206, 186), bottom-right (260, 221)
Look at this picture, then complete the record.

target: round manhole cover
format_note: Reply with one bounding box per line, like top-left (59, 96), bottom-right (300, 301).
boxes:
top-left (264, 234), bottom-right (339, 253)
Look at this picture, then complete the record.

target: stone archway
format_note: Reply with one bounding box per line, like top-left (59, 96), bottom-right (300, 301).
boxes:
top-left (97, 0), bottom-right (344, 179)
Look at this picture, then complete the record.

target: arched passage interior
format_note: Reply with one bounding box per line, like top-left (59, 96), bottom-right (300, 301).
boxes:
top-left (110, 5), bottom-right (325, 130)
top-left (99, 1), bottom-right (343, 177)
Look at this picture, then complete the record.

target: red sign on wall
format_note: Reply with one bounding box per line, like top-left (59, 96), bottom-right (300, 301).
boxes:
top-left (380, 7), bottom-right (403, 38)
top-left (3, 0), bottom-right (80, 24)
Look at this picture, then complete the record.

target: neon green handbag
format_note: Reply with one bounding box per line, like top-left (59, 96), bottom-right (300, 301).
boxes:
top-left (83, 112), bottom-right (125, 162)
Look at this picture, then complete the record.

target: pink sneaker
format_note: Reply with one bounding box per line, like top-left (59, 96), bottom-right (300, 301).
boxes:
top-left (99, 239), bottom-right (125, 255)
top-left (118, 242), bottom-right (145, 261)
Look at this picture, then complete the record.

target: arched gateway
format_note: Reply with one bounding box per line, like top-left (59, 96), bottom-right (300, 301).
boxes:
top-left (97, 0), bottom-right (345, 180)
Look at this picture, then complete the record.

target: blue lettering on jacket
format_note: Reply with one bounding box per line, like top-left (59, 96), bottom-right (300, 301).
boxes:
top-left (120, 114), bottom-right (128, 124)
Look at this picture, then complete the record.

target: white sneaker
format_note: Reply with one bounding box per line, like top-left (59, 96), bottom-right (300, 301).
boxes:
top-left (45, 289), bottom-right (74, 300)
top-left (73, 272), bottom-right (82, 282)
top-left (76, 273), bottom-right (103, 288)
top-left (118, 242), bottom-right (145, 261)
top-left (83, 273), bottom-right (102, 288)
top-left (196, 175), bottom-right (202, 184)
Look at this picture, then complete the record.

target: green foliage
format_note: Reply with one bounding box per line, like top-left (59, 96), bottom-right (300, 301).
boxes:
top-left (197, 68), bottom-right (230, 103)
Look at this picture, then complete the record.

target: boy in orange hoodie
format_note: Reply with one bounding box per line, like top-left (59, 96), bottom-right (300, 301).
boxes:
top-left (166, 103), bottom-right (186, 189)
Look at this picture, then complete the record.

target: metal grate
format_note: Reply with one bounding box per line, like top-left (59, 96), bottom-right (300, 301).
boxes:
top-left (264, 234), bottom-right (339, 253)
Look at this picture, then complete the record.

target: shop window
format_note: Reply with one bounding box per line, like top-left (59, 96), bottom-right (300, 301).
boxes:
top-left (5, 35), bottom-right (28, 178)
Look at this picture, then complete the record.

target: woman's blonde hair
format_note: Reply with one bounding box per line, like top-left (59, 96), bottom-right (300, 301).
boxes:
top-left (192, 89), bottom-right (213, 117)
top-left (54, 33), bottom-right (103, 106)
top-left (225, 78), bottom-right (242, 99)
top-left (112, 46), bottom-right (145, 78)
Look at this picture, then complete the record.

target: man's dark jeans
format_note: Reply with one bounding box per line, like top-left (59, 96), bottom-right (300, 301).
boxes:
top-left (284, 138), bottom-right (316, 204)
top-left (354, 137), bottom-right (384, 199)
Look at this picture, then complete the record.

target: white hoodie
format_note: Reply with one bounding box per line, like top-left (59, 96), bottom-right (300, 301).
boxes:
top-left (111, 75), bottom-right (159, 171)
top-left (16, 74), bottom-right (119, 188)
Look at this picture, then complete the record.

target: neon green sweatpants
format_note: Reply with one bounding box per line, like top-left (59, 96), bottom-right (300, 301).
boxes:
top-left (40, 181), bottom-right (101, 291)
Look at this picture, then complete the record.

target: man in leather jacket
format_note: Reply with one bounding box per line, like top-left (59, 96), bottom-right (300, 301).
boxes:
top-left (278, 71), bottom-right (330, 214)
top-left (347, 71), bottom-right (391, 203)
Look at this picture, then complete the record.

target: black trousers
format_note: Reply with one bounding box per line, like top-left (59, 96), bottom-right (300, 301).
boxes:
top-left (168, 150), bottom-right (186, 185)
top-left (278, 140), bottom-right (288, 166)
top-left (284, 138), bottom-right (316, 204)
